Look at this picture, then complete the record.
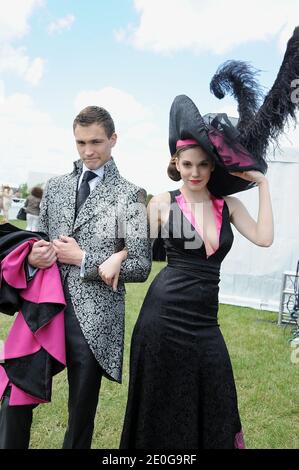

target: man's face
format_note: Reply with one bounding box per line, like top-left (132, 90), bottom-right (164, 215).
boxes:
top-left (74, 123), bottom-right (117, 170)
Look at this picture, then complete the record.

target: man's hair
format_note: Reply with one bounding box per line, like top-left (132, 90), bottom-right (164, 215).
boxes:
top-left (73, 106), bottom-right (115, 137)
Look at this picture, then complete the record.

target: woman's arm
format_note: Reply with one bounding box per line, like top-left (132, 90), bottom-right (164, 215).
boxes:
top-left (98, 192), bottom-right (170, 290)
top-left (98, 188), bottom-right (152, 289)
top-left (147, 192), bottom-right (170, 238)
top-left (98, 249), bottom-right (128, 291)
top-left (226, 171), bottom-right (274, 247)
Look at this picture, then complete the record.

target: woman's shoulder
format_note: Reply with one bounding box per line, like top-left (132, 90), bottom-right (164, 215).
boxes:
top-left (223, 195), bottom-right (244, 218)
top-left (148, 192), bottom-right (171, 205)
top-left (223, 195), bottom-right (242, 205)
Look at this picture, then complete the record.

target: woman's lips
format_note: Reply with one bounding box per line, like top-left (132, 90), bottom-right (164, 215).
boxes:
top-left (190, 179), bottom-right (202, 184)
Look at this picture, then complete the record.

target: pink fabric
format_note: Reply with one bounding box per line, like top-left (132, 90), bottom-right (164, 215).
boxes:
top-left (0, 367), bottom-right (9, 400)
top-left (10, 383), bottom-right (48, 406)
top-left (212, 197), bottom-right (225, 240)
top-left (234, 430), bottom-right (246, 449)
top-left (208, 128), bottom-right (255, 167)
top-left (0, 239), bottom-right (66, 405)
top-left (0, 367), bottom-right (45, 406)
top-left (3, 312), bottom-right (40, 359)
top-left (175, 192), bottom-right (224, 258)
top-left (35, 312), bottom-right (65, 364)
top-left (176, 139), bottom-right (198, 148)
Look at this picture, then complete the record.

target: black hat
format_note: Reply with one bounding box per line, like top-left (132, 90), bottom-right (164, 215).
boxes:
top-left (168, 26), bottom-right (299, 196)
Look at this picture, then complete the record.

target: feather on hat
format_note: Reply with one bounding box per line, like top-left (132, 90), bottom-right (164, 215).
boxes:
top-left (168, 26), bottom-right (299, 196)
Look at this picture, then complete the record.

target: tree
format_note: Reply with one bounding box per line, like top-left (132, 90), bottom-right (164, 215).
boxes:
top-left (19, 183), bottom-right (29, 199)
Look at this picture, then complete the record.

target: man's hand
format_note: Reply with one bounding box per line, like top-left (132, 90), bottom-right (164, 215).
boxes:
top-left (52, 236), bottom-right (84, 266)
top-left (28, 239), bottom-right (57, 269)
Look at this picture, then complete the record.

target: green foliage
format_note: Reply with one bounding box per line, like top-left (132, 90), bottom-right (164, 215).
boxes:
top-left (0, 262), bottom-right (298, 449)
top-left (17, 183), bottom-right (43, 199)
top-left (19, 183), bottom-right (29, 199)
top-left (0, 216), bottom-right (26, 229)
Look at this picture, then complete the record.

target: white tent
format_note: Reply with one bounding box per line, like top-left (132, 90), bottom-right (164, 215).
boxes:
top-left (220, 156), bottom-right (299, 313)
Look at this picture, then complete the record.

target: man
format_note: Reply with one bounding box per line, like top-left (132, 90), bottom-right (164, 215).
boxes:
top-left (0, 106), bottom-right (151, 448)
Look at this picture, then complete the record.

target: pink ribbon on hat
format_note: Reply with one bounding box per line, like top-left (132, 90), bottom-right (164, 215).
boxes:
top-left (176, 139), bottom-right (198, 148)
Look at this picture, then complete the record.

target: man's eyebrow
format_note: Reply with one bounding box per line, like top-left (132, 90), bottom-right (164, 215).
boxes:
top-left (76, 138), bottom-right (104, 142)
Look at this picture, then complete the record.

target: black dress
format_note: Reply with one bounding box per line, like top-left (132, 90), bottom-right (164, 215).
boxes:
top-left (120, 190), bottom-right (245, 449)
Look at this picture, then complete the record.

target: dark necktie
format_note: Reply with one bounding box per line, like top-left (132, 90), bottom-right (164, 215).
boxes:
top-left (76, 170), bottom-right (98, 213)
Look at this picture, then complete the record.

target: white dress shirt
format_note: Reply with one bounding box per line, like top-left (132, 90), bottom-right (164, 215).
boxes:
top-left (77, 163), bottom-right (104, 192)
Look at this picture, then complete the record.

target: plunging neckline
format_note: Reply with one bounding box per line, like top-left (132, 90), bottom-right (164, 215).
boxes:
top-left (175, 190), bottom-right (224, 258)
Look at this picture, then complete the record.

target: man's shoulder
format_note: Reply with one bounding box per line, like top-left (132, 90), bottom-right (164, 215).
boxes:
top-left (117, 176), bottom-right (146, 198)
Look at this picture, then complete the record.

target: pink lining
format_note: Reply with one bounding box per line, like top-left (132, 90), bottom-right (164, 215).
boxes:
top-left (175, 192), bottom-right (224, 258)
top-left (3, 312), bottom-right (40, 360)
top-left (176, 139), bottom-right (198, 148)
top-left (0, 239), bottom-right (66, 405)
top-left (0, 367), bottom-right (47, 405)
top-left (208, 129), bottom-right (255, 167)
top-left (0, 368), bottom-right (9, 401)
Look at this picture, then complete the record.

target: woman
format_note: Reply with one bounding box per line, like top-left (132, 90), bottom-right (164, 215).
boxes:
top-left (99, 28), bottom-right (298, 449)
top-left (25, 186), bottom-right (43, 232)
top-left (121, 139), bottom-right (273, 449)
top-left (1, 185), bottom-right (13, 222)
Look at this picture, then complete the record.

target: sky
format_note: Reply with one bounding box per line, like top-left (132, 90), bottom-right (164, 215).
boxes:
top-left (0, 0), bottom-right (299, 194)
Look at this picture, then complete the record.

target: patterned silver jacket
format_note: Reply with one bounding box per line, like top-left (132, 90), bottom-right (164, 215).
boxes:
top-left (38, 158), bottom-right (151, 382)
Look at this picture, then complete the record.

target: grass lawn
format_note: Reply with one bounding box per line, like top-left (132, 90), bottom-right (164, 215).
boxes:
top-left (0, 218), bottom-right (298, 448)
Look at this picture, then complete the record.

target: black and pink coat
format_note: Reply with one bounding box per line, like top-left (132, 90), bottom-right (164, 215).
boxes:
top-left (0, 223), bottom-right (66, 405)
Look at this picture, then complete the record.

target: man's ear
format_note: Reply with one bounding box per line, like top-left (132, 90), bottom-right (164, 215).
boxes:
top-left (110, 133), bottom-right (117, 147)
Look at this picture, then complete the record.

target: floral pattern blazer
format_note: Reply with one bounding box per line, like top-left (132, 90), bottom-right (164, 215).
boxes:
top-left (38, 158), bottom-right (151, 382)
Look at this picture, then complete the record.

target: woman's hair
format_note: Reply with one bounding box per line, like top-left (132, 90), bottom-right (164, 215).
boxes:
top-left (167, 144), bottom-right (213, 181)
top-left (31, 186), bottom-right (43, 199)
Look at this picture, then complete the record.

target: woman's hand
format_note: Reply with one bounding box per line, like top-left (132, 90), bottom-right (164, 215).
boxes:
top-left (98, 250), bottom-right (127, 292)
top-left (229, 170), bottom-right (266, 185)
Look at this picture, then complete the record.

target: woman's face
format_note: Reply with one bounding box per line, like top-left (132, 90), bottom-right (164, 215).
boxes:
top-left (175, 146), bottom-right (214, 191)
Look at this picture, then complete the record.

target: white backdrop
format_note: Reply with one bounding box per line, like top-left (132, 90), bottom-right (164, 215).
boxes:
top-left (219, 158), bottom-right (299, 313)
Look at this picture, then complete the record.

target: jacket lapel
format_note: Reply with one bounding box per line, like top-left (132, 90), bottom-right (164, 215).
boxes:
top-left (73, 158), bottom-right (120, 231)
top-left (58, 169), bottom-right (79, 235)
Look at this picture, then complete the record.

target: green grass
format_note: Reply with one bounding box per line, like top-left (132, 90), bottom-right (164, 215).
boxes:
top-left (1, 219), bottom-right (298, 448)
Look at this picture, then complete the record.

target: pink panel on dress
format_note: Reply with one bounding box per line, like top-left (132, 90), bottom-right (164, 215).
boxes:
top-left (175, 192), bottom-right (224, 258)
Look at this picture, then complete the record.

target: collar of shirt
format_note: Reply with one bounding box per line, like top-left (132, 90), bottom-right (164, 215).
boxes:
top-left (78, 163), bottom-right (104, 191)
